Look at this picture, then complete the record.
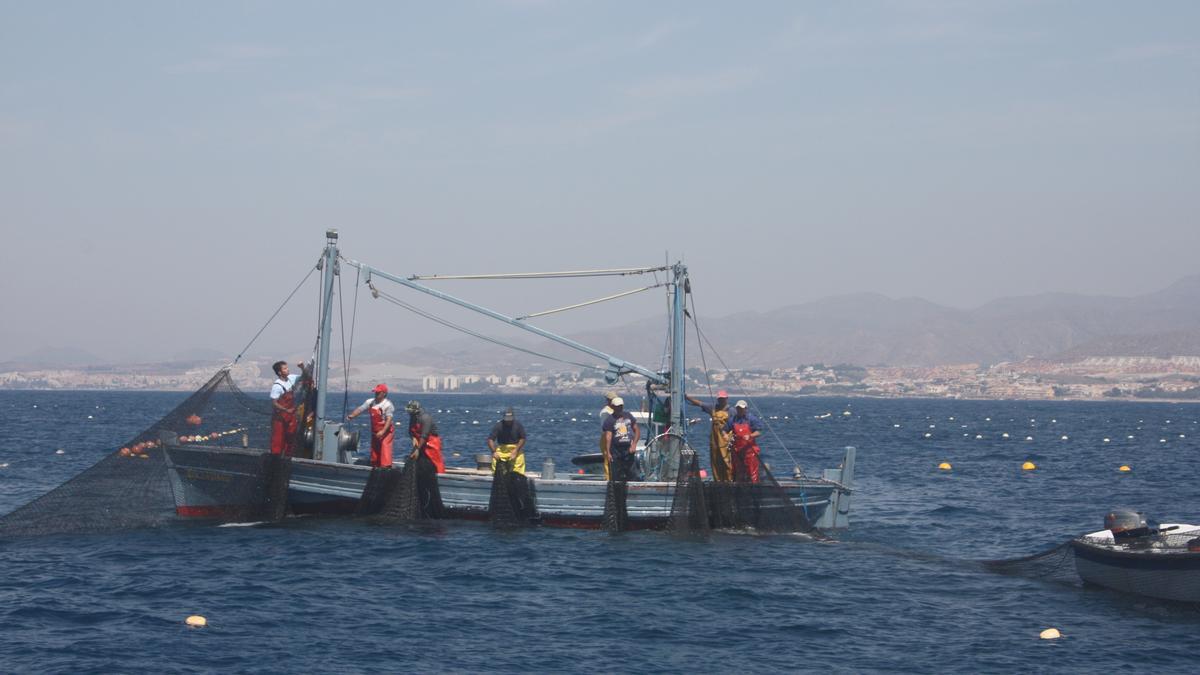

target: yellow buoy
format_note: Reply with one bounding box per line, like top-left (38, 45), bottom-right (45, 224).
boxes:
top-left (185, 615), bottom-right (207, 628)
top-left (1022, 461), bottom-right (1037, 471)
top-left (1039, 627), bottom-right (1061, 640)
top-left (938, 462), bottom-right (952, 471)
top-left (1118, 465), bottom-right (1131, 472)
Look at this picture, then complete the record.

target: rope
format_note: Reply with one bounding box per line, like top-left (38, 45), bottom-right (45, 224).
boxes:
top-left (232, 260), bottom-right (319, 364)
top-left (516, 283), bottom-right (666, 320)
top-left (368, 283), bottom-right (607, 373)
top-left (410, 266), bottom-right (670, 281)
top-left (688, 292), bottom-right (715, 401)
top-left (337, 264), bottom-right (348, 418)
top-left (343, 264), bottom-right (361, 418)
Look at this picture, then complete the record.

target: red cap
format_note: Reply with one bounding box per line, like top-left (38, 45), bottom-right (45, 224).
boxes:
top-left (373, 383), bottom-right (388, 394)
top-left (717, 390), bottom-right (728, 398)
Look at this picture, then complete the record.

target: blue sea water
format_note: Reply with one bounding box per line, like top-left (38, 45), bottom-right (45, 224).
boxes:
top-left (1, 391), bottom-right (1199, 673)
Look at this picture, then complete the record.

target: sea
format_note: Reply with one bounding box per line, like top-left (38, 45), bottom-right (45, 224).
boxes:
top-left (1, 390), bottom-right (1198, 674)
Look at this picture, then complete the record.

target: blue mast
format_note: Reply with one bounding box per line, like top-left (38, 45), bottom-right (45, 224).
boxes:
top-left (313, 229), bottom-right (341, 462)
top-left (669, 262), bottom-right (688, 434)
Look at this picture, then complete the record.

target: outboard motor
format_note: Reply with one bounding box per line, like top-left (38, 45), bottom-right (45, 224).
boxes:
top-left (1105, 509), bottom-right (1153, 542)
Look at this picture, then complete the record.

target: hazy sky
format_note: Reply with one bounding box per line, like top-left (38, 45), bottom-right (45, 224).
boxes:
top-left (1, 1), bottom-right (1197, 364)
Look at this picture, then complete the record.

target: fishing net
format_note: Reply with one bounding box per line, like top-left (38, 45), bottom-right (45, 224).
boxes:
top-left (355, 466), bottom-right (400, 516)
top-left (603, 480), bottom-right (629, 533)
top-left (704, 457), bottom-right (817, 535)
top-left (980, 541), bottom-right (1078, 583)
top-left (667, 448), bottom-right (709, 539)
top-left (487, 460), bottom-right (540, 529)
top-left (371, 456), bottom-right (444, 522)
top-left (0, 369), bottom-right (302, 537)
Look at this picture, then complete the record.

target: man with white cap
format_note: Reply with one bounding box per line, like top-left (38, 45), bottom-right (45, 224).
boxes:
top-left (487, 407), bottom-right (527, 474)
top-left (686, 390), bottom-right (733, 481)
top-left (347, 383), bottom-right (395, 467)
top-left (723, 400), bottom-right (764, 483)
top-left (601, 397), bottom-right (641, 481)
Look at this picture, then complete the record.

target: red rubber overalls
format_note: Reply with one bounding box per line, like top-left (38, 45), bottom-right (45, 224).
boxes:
top-left (409, 420), bottom-right (445, 473)
top-left (731, 420), bottom-right (760, 483)
top-left (369, 405), bottom-right (394, 468)
top-left (270, 383), bottom-right (297, 456)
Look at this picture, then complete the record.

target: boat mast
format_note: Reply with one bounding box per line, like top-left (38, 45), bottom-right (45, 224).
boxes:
top-left (313, 229), bottom-right (340, 462)
top-left (669, 262), bottom-right (688, 433)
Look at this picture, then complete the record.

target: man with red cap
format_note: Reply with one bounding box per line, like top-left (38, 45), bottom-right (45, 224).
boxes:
top-left (686, 390), bottom-right (733, 481)
top-left (347, 383), bottom-right (395, 467)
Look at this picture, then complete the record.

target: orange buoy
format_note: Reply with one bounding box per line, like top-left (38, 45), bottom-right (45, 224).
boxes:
top-left (1022, 461), bottom-right (1037, 471)
top-left (186, 414), bottom-right (202, 426)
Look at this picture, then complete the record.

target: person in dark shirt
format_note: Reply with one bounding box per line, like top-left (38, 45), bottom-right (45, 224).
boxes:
top-left (601, 397), bottom-right (641, 481)
top-left (487, 407), bottom-right (527, 474)
top-left (405, 400), bottom-right (445, 473)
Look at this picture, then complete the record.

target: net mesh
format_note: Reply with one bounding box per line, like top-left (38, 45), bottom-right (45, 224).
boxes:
top-left (370, 456), bottom-right (445, 522)
top-left (488, 461), bottom-right (540, 528)
top-left (603, 480), bottom-right (629, 533)
top-left (703, 461), bottom-right (818, 535)
top-left (0, 369), bottom-right (300, 537)
top-left (667, 448), bottom-right (710, 539)
top-left (980, 541), bottom-right (1077, 583)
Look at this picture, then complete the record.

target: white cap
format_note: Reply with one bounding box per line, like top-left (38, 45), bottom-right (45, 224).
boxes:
top-left (611, 397), bottom-right (624, 407)
top-left (735, 400), bottom-right (748, 408)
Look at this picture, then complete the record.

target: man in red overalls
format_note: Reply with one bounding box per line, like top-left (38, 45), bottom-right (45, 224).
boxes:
top-left (405, 400), bottom-right (445, 473)
top-left (269, 361), bottom-right (303, 456)
top-left (723, 400), bottom-right (763, 483)
top-left (347, 383), bottom-right (395, 467)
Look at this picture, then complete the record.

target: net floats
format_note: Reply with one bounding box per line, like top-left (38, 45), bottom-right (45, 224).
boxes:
top-left (938, 462), bottom-right (952, 471)
top-left (1022, 461), bottom-right (1037, 471)
top-left (1039, 627), bottom-right (1061, 640)
top-left (185, 615), bottom-right (207, 628)
top-left (1118, 465), bottom-right (1131, 472)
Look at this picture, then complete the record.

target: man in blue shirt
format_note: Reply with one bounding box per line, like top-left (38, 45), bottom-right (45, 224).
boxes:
top-left (723, 400), bottom-right (763, 482)
top-left (601, 397), bottom-right (641, 481)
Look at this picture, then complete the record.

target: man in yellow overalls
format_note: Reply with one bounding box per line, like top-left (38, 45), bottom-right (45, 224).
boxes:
top-left (686, 391), bottom-right (733, 481)
top-left (487, 407), bottom-right (527, 474)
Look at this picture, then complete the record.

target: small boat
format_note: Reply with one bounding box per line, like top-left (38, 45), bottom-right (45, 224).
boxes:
top-left (1070, 510), bottom-right (1200, 602)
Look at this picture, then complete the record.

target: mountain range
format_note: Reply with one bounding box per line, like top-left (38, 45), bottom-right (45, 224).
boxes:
top-left (348, 272), bottom-right (1200, 371)
top-left (7, 274), bottom-right (1200, 372)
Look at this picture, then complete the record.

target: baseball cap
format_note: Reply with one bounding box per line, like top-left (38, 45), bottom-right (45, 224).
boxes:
top-left (717, 390), bottom-right (728, 398)
top-left (405, 400), bottom-right (421, 413)
top-left (502, 407), bottom-right (514, 421)
top-left (373, 383), bottom-right (388, 394)
top-left (611, 397), bottom-right (624, 407)
top-left (735, 400), bottom-right (748, 409)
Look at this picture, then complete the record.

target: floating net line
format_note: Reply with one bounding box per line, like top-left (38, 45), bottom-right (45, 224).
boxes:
top-left (0, 369), bottom-right (301, 537)
top-left (979, 541), bottom-right (1077, 584)
top-left (487, 460), bottom-right (540, 529)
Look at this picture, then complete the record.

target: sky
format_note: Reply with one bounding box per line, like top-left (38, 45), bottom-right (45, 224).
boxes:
top-left (1, 1), bottom-right (1197, 364)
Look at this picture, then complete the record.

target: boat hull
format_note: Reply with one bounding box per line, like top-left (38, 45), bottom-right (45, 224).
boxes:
top-left (164, 445), bottom-right (855, 530)
top-left (1071, 537), bottom-right (1200, 603)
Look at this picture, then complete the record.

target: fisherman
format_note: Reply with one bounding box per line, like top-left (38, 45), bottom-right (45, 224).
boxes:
top-left (597, 390), bottom-right (618, 479)
top-left (269, 360), bottom-right (304, 456)
top-left (487, 407), bottom-right (527, 475)
top-left (347, 383), bottom-right (394, 468)
top-left (724, 400), bottom-right (763, 483)
top-left (406, 400), bottom-right (445, 473)
top-left (602, 397), bottom-right (641, 481)
top-left (685, 390), bottom-right (733, 481)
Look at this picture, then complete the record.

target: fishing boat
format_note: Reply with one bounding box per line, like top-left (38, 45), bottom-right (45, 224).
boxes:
top-left (1070, 510), bottom-right (1200, 602)
top-left (162, 231), bottom-right (856, 531)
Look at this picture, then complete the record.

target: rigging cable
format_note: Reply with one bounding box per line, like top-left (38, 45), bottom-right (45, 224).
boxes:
top-left (231, 259), bottom-right (320, 365)
top-left (336, 262), bottom-right (348, 418)
top-left (342, 262), bottom-right (361, 418)
top-left (688, 298), bottom-right (805, 476)
top-left (368, 283), bottom-right (607, 373)
top-left (409, 266), bottom-right (670, 281)
top-left (516, 283), bottom-right (666, 320)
